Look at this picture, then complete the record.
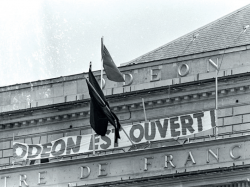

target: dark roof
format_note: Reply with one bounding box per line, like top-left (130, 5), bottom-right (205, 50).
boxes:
top-left (122, 4), bottom-right (250, 66)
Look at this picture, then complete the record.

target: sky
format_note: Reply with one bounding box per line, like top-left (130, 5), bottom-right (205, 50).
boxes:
top-left (0, 0), bottom-right (249, 86)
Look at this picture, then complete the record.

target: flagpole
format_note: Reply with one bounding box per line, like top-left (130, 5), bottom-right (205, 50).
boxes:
top-left (120, 126), bottom-right (135, 145)
top-left (209, 58), bottom-right (219, 137)
top-left (89, 62), bottom-right (96, 155)
top-left (12, 133), bottom-right (15, 167)
top-left (215, 58), bottom-right (218, 137)
top-left (101, 37), bottom-right (104, 90)
top-left (85, 78), bottom-right (135, 146)
top-left (142, 98), bottom-right (148, 122)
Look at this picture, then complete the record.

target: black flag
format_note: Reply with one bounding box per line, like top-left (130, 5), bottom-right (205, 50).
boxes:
top-left (86, 69), bottom-right (121, 143)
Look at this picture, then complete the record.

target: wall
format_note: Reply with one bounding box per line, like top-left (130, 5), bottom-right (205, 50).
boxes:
top-left (0, 46), bottom-right (250, 171)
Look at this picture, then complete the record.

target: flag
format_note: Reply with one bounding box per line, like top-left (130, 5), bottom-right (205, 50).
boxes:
top-left (101, 39), bottom-right (125, 82)
top-left (86, 69), bottom-right (121, 143)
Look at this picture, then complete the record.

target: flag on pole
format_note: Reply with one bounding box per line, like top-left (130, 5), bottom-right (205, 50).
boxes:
top-left (86, 69), bottom-right (121, 143)
top-left (101, 38), bottom-right (125, 82)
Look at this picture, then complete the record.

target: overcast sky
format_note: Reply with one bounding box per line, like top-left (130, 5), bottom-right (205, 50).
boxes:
top-left (0, 0), bottom-right (249, 86)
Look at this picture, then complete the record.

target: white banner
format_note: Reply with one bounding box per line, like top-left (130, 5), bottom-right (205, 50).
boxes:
top-left (13, 110), bottom-right (215, 160)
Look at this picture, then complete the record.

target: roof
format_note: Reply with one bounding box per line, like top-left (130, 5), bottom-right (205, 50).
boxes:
top-left (122, 4), bottom-right (250, 66)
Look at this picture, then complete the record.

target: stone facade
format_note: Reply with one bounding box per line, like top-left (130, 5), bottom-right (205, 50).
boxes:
top-left (2, 4), bottom-right (250, 187)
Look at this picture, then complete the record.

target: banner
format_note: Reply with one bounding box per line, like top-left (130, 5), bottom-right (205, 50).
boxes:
top-left (13, 110), bottom-right (215, 160)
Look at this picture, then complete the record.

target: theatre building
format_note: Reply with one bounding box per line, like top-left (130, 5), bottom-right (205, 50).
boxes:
top-left (3, 4), bottom-right (250, 187)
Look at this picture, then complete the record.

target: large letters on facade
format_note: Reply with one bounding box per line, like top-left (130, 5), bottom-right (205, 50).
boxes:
top-left (13, 111), bottom-right (214, 160)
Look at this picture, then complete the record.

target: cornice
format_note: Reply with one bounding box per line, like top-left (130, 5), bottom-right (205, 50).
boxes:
top-left (80, 165), bottom-right (250, 187)
top-left (1, 134), bottom-right (250, 174)
top-left (1, 73), bottom-right (250, 134)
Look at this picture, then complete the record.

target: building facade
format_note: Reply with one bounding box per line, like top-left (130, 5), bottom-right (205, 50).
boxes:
top-left (1, 4), bottom-right (250, 187)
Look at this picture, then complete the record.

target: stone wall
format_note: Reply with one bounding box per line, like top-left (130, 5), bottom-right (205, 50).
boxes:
top-left (1, 46), bottom-right (250, 169)
top-left (0, 47), bottom-right (250, 114)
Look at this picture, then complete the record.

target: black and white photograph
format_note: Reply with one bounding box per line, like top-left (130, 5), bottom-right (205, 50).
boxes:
top-left (1, 0), bottom-right (250, 186)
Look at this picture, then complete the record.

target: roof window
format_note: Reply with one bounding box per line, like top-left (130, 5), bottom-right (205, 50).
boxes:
top-left (243, 25), bottom-right (249, 32)
top-left (192, 33), bottom-right (199, 41)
